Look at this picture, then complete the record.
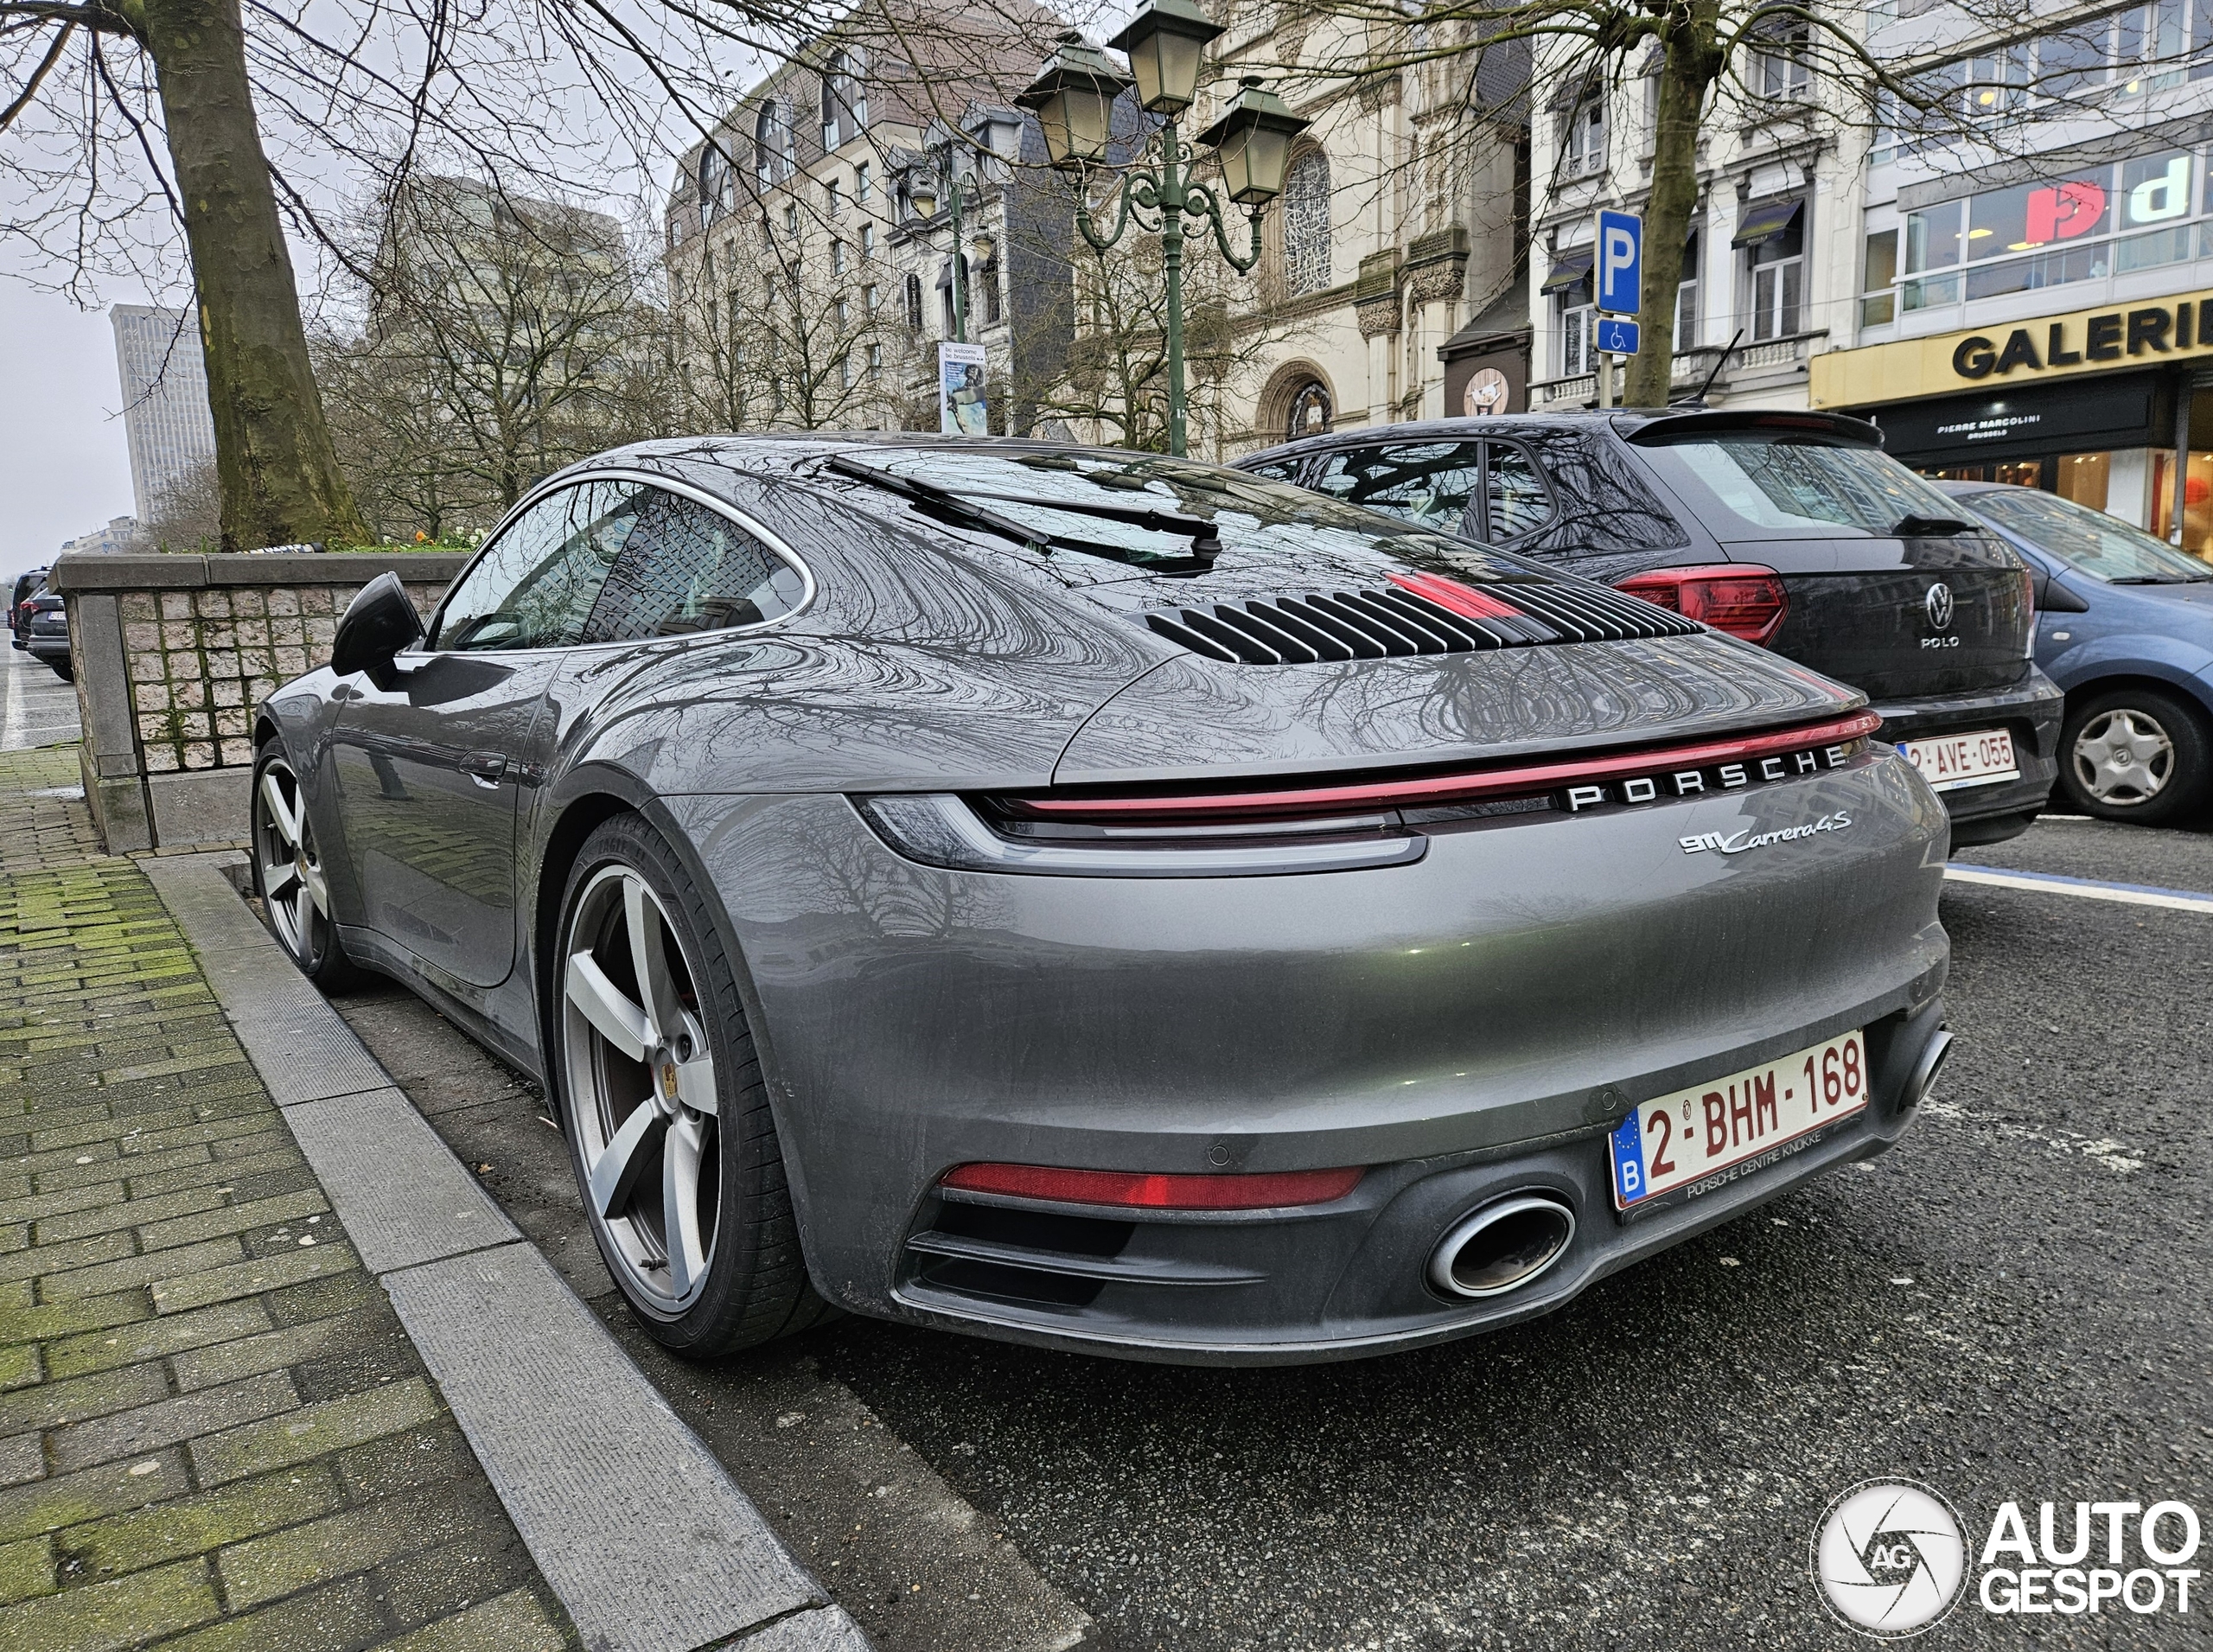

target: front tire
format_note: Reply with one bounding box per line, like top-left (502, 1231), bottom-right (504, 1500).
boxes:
top-left (552, 813), bottom-right (826, 1356)
top-left (249, 743), bottom-right (361, 989)
top-left (2057, 686), bottom-right (2213, 826)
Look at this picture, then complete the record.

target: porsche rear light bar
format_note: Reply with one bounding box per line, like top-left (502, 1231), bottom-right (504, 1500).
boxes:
top-left (995, 709), bottom-right (1883, 826)
top-left (1613, 564), bottom-right (1789, 647)
top-left (940, 1163), bottom-right (1365, 1210)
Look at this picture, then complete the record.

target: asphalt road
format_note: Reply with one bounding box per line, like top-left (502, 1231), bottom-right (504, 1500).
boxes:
top-left (331, 815), bottom-right (2213, 1652)
top-left (0, 643), bottom-right (80, 750)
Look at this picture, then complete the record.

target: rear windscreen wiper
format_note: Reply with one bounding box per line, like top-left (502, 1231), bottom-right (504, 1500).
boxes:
top-left (1892, 514), bottom-right (1976, 537)
top-left (826, 455), bottom-right (1221, 570)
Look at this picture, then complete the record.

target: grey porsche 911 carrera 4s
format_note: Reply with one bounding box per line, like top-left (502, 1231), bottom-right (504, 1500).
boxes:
top-left (252, 435), bottom-right (1954, 1366)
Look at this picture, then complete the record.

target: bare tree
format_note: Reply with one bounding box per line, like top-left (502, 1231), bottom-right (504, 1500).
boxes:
top-left (141, 455), bottom-right (220, 552)
top-left (1264, 0), bottom-right (2171, 405)
top-left (677, 207), bottom-right (918, 431)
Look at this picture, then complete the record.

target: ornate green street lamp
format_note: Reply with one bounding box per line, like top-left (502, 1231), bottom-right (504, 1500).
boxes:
top-left (1017, 10), bottom-right (1307, 456)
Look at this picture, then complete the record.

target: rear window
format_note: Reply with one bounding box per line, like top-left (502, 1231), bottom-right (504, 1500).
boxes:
top-left (1308, 443), bottom-right (1482, 529)
top-left (831, 447), bottom-right (1537, 586)
top-left (1632, 433), bottom-right (1969, 541)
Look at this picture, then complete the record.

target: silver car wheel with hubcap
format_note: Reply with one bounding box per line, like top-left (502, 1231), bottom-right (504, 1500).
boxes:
top-left (2070, 706), bottom-right (2173, 806)
top-left (560, 864), bottom-right (722, 1317)
top-left (252, 757), bottom-right (338, 966)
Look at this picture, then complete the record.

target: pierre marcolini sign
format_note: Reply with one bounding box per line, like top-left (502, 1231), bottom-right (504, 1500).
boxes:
top-left (1810, 292), bottom-right (2213, 409)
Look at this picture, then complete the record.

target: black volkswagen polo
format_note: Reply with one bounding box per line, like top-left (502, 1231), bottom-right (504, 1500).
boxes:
top-left (1238, 409), bottom-right (2060, 846)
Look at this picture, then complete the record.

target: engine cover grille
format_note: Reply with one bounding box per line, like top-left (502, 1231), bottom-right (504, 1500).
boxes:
top-left (1141, 577), bottom-right (1701, 665)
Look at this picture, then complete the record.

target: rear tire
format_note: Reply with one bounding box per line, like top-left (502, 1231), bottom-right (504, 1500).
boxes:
top-left (552, 813), bottom-right (830, 1357)
top-left (249, 742), bottom-right (362, 990)
top-left (2057, 686), bottom-right (2213, 826)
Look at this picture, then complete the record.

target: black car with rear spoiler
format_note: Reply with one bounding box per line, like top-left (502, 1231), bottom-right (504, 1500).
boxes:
top-left (1236, 408), bottom-right (2062, 846)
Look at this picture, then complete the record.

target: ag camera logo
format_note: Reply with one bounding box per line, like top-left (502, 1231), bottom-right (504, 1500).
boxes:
top-left (1812, 1478), bottom-right (1969, 1637)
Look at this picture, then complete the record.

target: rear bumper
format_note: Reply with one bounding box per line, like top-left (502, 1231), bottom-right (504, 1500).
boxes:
top-left (26, 635), bottom-right (69, 664)
top-left (1872, 669), bottom-right (2063, 826)
top-left (673, 743), bottom-right (1950, 1364)
top-left (888, 997), bottom-right (1948, 1365)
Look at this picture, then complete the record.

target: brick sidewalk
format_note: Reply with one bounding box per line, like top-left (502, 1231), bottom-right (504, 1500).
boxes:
top-left (0, 746), bottom-right (577, 1651)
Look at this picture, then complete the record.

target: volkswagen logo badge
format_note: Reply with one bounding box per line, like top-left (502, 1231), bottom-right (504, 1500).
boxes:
top-left (1924, 583), bottom-right (1955, 631)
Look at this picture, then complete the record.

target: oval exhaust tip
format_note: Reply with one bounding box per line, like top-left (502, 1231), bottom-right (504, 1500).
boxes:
top-left (1428, 1194), bottom-right (1577, 1299)
top-left (1904, 1028), bottom-right (1955, 1111)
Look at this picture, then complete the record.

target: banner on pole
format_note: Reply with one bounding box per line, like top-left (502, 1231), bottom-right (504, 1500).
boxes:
top-left (939, 342), bottom-right (989, 436)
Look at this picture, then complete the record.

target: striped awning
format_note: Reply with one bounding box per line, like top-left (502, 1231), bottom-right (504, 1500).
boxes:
top-left (1540, 248), bottom-right (1594, 295)
top-left (1732, 198), bottom-right (1803, 247)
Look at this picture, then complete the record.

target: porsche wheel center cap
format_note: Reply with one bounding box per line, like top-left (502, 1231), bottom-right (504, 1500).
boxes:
top-left (657, 1061), bottom-right (679, 1110)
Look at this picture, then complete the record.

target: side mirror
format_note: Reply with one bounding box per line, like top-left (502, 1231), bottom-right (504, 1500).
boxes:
top-left (331, 572), bottom-right (425, 676)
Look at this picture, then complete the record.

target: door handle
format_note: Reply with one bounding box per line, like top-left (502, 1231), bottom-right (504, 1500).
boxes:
top-left (461, 750), bottom-right (508, 788)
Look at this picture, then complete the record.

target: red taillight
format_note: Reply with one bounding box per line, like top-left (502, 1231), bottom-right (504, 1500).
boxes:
top-left (1616, 564), bottom-right (1789, 647)
top-left (940, 1163), bottom-right (1365, 1210)
top-left (995, 709), bottom-right (1882, 826)
top-left (2018, 564), bottom-right (2035, 621)
top-left (1385, 570), bottom-right (1526, 622)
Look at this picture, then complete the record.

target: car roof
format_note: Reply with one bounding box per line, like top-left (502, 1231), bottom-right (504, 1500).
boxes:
top-left (1237, 408), bottom-right (1884, 468)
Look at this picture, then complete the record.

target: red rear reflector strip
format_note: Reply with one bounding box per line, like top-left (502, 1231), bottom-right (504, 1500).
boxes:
top-left (1000, 710), bottom-right (1883, 824)
top-left (1386, 571), bottom-right (1527, 622)
top-left (941, 1163), bottom-right (1365, 1210)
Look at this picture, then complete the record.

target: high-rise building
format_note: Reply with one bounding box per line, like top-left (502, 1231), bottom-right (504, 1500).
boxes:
top-left (110, 305), bottom-right (218, 525)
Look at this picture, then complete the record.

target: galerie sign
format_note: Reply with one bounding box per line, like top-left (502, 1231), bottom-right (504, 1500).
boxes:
top-left (1811, 291), bottom-right (2213, 409)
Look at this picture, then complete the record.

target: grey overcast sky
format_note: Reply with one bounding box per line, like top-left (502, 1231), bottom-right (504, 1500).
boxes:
top-left (1, 282), bottom-right (141, 585)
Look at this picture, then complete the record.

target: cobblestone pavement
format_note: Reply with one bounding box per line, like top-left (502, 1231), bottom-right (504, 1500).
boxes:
top-left (0, 745), bottom-right (579, 1651)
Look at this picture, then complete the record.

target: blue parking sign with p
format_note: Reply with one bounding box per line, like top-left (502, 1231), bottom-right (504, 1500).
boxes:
top-left (1596, 209), bottom-right (1642, 316)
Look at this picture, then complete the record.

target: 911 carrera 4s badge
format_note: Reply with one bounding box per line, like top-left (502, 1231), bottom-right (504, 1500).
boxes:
top-left (1679, 812), bottom-right (1852, 854)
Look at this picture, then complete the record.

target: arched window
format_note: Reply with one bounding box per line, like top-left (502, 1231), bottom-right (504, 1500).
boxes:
top-left (755, 103), bottom-right (792, 185)
top-left (1283, 151), bottom-right (1331, 297)
top-left (698, 145), bottom-right (731, 230)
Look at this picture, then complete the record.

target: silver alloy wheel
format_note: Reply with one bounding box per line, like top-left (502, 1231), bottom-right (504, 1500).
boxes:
top-left (253, 759), bottom-right (336, 966)
top-left (561, 864), bottom-right (720, 1316)
top-left (2071, 707), bottom-right (2174, 806)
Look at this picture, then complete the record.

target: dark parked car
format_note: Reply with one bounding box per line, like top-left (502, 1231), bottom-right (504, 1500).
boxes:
top-left (24, 591), bottom-right (70, 680)
top-left (10, 568), bottom-right (46, 651)
top-left (253, 436), bottom-right (1952, 1365)
top-left (1942, 480), bottom-right (2213, 825)
top-left (1239, 411), bottom-right (2061, 847)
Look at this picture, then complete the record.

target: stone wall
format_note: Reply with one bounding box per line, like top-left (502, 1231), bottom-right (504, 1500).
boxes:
top-left (50, 552), bottom-right (468, 852)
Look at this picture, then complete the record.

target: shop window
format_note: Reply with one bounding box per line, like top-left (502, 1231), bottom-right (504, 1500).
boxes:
top-left (2151, 450), bottom-right (2213, 556)
top-left (2054, 452), bottom-right (2111, 511)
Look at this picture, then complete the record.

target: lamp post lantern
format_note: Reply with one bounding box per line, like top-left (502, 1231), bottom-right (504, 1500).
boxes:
top-left (1017, 12), bottom-right (1306, 456)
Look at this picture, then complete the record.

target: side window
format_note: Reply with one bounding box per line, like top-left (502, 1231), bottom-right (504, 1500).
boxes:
top-left (582, 488), bottom-right (807, 643)
top-left (1483, 443), bottom-right (1553, 542)
top-left (433, 483), bottom-right (639, 651)
top-left (1243, 460), bottom-right (1300, 485)
top-left (1311, 443), bottom-right (1483, 527)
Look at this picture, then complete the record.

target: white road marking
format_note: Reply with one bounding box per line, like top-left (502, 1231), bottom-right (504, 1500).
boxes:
top-left (0, 649), bottom-right (23, 751)
top-left (1945, 863), bottom-right (2213, 915)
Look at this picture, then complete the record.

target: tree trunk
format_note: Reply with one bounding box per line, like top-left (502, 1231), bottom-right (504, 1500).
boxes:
top-left (1623, 3), bottom-right (1724, 408)
top-left (139, 0), bottom-right (366, 549)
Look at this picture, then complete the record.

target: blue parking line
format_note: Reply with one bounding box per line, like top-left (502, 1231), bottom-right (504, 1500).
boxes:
top-left (1946, 863), bottom-right (2213, 913)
